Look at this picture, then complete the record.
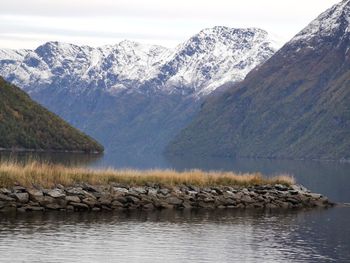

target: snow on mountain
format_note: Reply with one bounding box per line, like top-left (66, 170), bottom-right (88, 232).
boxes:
top-left (291, 0), bottom-right (350, 44)
top-left (165, 0), bottom-right (350, 160)
top-left (158, 27), bottom-right (276, 96)
top-left (0, 26), bottom-right (278, 155)
top-left (0, 26), bottom-right (277, 97)
top-left (100, 40), bottom-right (172, 88)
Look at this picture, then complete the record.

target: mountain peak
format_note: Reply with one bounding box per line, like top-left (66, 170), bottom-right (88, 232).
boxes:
top-left (0, 26), bottom-right (276, 97)
top-left (117, 39), bottom-right (141, 48)
top-left (166, 0), bottom-right (350, 160)
top-left (199, 26), bottom-right (267, 35)
top-left (195, 26), bottom-right (269, 43)
top-left (115, 39), bottom-right (170, 55)
top-left (180, 26), bottom-right (274, 53)
top-left (291, 0), bottom-right (350, 43)
top-left (35, 41), bottom-right (78, 52)
top-left (34, 41), bottom-right (85, 63)
top-left (145, 26), bottom-right (277, 96)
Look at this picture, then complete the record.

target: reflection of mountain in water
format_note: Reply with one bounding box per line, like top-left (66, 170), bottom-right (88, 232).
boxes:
top-left (89, 151), bottom-right (170, 170)
top-left (0, 152), bottom-right (103, 167)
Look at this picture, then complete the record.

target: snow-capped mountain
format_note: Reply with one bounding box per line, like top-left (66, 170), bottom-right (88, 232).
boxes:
top-left (0, 26), bottom-right (276, 97)
top-left (291, 0), bottom-right (350, 45)
top-left (0, 26), bottom-right (277, 155)
top-left (0, 40), bottom-right (171, 94)
top-left (143, 27), bottom-right (276, 96)
top-left (166, 0), bottom-right (350, 160)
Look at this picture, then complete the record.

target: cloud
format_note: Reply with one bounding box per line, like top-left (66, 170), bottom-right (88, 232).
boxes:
top-left (0, 0), bottom-right (341, 49)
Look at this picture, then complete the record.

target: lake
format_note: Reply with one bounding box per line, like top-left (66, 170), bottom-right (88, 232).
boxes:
top-left (0, 209), bottom-right (349, 262)
top-left (2, 151), bottom-right (350, 202)
top-left (0, 152), bottom-right (349, 262)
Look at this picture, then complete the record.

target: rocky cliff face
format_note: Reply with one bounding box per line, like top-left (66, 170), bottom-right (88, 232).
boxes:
top-left (167, 0), bottom-right (350, 161)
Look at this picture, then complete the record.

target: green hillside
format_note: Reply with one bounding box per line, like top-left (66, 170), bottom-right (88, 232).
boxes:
top-left (0, 77), bottom-right (104, 153)
top-left (166, 3), bottom-right (350, 161)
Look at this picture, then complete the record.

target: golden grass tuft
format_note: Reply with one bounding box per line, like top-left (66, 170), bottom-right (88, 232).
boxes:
top-left (0, 161), bottom-right (295, 188)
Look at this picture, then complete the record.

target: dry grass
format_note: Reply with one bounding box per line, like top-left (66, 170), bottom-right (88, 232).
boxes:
top-left (0, 161), bottom-right (295, 188)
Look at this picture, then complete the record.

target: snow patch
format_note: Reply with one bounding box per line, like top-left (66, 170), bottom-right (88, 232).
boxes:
top-left (0, 26), bottom-right (277, 97)
top-left (291, 0), bottom-right (350, 43)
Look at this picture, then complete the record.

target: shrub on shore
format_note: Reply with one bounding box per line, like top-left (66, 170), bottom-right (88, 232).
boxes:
top-left (0, 161), bottom-right (295, 188)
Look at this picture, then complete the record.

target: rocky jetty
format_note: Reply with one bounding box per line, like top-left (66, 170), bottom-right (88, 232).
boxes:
top-left (0, 184), bottom-right (333, 213)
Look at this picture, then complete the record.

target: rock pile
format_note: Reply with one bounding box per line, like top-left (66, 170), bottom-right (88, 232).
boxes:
top-left (0, 183), bottom-right (334, 213)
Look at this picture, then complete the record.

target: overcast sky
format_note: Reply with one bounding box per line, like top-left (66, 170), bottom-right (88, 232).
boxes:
top-left (0, 0), bottom-right (341, 49)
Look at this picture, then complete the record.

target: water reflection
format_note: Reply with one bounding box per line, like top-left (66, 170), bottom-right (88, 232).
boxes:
top-left (1, 152), bottom-right (349, 202)
top-left (0, 151), bottom-right (103, 167)
top-left (166, 156), bottom-right (350, 203)
top-left (0, 208), bottom-right (349, 262)
top-left (87, 152), bottom-right (350, 203)
top-left (1, 152), bottom-right (349, 262)
top-left (90, 151), bottom-right (169, 169)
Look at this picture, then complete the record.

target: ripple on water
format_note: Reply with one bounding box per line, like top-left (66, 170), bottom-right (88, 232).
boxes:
top-left (0, 208), bottom-right (349, 263)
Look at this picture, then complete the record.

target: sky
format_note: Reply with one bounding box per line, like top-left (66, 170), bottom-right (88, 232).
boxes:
top-left (0, 0), bottom-right (341, 49)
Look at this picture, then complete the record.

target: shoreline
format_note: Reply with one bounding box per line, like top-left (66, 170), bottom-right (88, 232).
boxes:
top-left (0, 148), bottom-right (103, 154)
top-left (164, 153), bottom-right (350, 164)
top-left (0, 162), bottom-right (333, 213)
top-left (0, 183), bottom-right (334, 213)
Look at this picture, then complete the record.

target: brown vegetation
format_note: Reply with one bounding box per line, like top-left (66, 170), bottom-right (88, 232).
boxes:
top-left (0, 161), bottom-right (295, 188)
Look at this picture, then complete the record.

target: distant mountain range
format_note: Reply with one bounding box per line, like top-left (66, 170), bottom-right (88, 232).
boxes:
top-left (167, 0), bottom-right (350, 161)
top-left (0, 77), bottom-right (103, 153)
top-left (0, 26), bottom-right (277, 155)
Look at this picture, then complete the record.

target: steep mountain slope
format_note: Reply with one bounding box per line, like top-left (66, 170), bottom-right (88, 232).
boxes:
top-left (0, 27), bottom-right (276, 154)
top-left (141, 27), bottom-right (276, 96)
top-left (0, 77), bottom-right (104, 153)
top-left (167, 0), bottom-right (350, 161)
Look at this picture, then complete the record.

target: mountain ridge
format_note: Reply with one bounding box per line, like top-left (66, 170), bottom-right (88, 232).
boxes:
top-left (0, 26), bottom-right (277, 155)
top-left (0, 26), bottom-right (277, 97)
top-left (166, 0), bottom-right (350, 161)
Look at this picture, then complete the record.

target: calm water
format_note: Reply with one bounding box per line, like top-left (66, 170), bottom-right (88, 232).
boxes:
top-left (2, 151), bottom-right (349, 202)
top-left (1, 152), bottom-right (350, 262)
top-left (0, 209), bottom-right (349, 262)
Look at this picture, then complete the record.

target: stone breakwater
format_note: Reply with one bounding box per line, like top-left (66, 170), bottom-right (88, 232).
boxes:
top-left (0, 184), bottom-right (334, 213)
